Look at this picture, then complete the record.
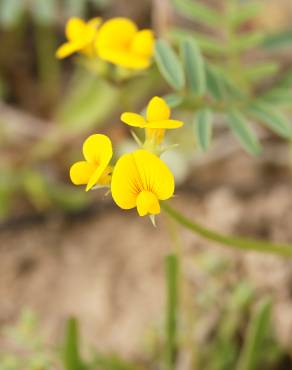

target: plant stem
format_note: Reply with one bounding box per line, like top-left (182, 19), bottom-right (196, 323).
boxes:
top-left (165, 254), bottom-right (179, 370)
top-left (161, 202), bottom-right (292, 258)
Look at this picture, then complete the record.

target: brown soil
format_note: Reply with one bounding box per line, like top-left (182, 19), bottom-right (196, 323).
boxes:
top-left (0, 150), bottom-right (292, 355)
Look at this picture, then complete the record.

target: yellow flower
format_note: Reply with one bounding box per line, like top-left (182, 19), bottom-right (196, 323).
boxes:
top-left (111, 149), bottom-right (174, 216)
top-left (95, 18), bottom-right (154, 70)
top-left (70, 134), bottom-right (113, 192)
top-left (121, 96), bottom-right (183, 144)
top-left (56, 17), bottom-right (102, 59)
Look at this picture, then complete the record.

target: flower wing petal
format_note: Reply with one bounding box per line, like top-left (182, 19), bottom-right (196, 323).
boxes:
top-left (56, 41), bottom-right (82, 59)
top-left (146, 96), bottom-right (170, 122)
top-left (111, 153), bottom-right (141, 209)
top-left (121, 113), bottom-right (146, 127)
top-left (82, 134), bottom-right (112, 165)
top-left (70, 161), bottom-right (96, 185)
top-left (132, 150), bottom-right (174, 199)
top-left (131, 30), bottom-right (154, 58)
top-left (66, 17), bottom-right (86, 41)
top-left (146, 119), bottom-right (183, 129)
top-left (97, 18), bottom-right (137, 53)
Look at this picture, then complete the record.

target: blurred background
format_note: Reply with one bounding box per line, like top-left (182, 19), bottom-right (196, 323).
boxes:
top-left (1, 0), bottom-right (292, 369)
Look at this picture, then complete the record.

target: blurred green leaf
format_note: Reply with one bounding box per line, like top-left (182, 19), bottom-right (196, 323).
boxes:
top-left (62, 317), bottom-right (84, 370)
top-left (227, 109), bottom-right (261, 155)
top-left (47, 183), bottom-right (89, 211)
top-left (163, 93), bottom-right (184, 108)
top-left (262, 29), bottom-right (292, 49)
top-left (230, 31), bottom-right (265, 53)
top-left (237, 299), bottom-right (273, 370)
top-left (55, 70), bottom-right (119, 132)
top-left (194, 108), bottom-right (213, 151)
top-left (0, 0), bottom-right (24, 28)
top-left (171, 0), bottom-right (222, 27)
top-left (155, 40), bottom-right (185, 90)
top-left (32, 0), bottom-right (57, 25)
top-left (230, 3), bottom-right (261, 28)
top-left (22, 170), bottom-right (51, 210)
top-left (259, 87), bottom-right (292, 107)
top-left (245, 62), bottom-right (279, 82)
top-left (181, 37), bottom-right (206, 96)
top-left (249, 102), bottom-right (292, 139)
top-left (165, 254), bottom-right (179, 370)
top-left (170, 28), bottom-right (225, 56)
top-left (206, 65), bottom-right (226, 100)
top-left (64, 0), bottom-right (87, 17)
top-left (91, 353), bottom-right (143, 370)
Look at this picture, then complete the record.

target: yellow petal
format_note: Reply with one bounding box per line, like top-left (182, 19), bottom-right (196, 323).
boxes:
top-left (87, 17), bottom-right (102, 29)
top-left (136, 191), bottom-right (160, 216)
top-left (146, 96), bottom-right (170, 122)
top-left (96, 18), bottom-right (137, 53)
top-left (70, 161), bottom-right (96, 185)
top-left (111, 150), bottom-right (174, 212)
top-left (82, 134), bottom-right (112, 165)
top-left (56, 41), bottom-right (81, 59)
top-left (86, 165), bottom-right (107, 192)
top-left (111, 152), bottom-right (141, 209)
top-left (66, 17), bottom-right (86, 41)
top-left (131, 30), bottom-right (154, 58)
top-left (146, 119), bottom-right (183, 129)
top-left (121, 112), bottom-right (146, 127)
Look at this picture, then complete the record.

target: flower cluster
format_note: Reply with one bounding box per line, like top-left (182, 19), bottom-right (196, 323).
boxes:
top-left (56, 17), bottom-right (154, 70)
top-left (70, 97), bottom-right (183, 220)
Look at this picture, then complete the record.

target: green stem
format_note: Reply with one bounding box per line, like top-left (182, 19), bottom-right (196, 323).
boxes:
top-left (165, 254), bottom-right (179, 370)
top-left (161, 202), bottom-right (292, 258)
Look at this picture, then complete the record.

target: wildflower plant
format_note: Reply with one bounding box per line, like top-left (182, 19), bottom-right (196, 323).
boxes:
top-left (57, 5), bottom-right (292, 370)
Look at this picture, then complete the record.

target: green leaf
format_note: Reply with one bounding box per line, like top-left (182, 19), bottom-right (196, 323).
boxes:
top-left (259, 87), bottom-right (292, 106)
top-left (170, 28), bottom-right (225, 56)
top-left (62, 317), bottom-right (84, 370)
top-left (236, 299), bottom-right (272, 370)
top-left (55, 70), bottom-right (119, 132)
top-left (181, 37), bottom-right (206, 96)
top-left (163, 93), bottom-right (184, 108)
top-left (165, 254), bottom-right (179, 370)
top-left (91, 353), bottom-right (143, 370)
top-left (206, 64), bottom-right (226, 100)
top-left (262, 29), bottom-right (292, 49)
top-left (194, 108), bottom-right (213, 151)
top-left (248, 102), bottom-right (292, 139)
top-left (245, 62), bottom-right (279, 82)
top-left (0, 0), bottom-right (24, 28)
top-left (171, 0), bottom-right (222, 27)
top-left (230, 31), bottom-right (265, 53)
top-left (155, 40), bottom-right (185, 90)
top-left (227, 109), bottom-right (261, 155)
top-left (32, 0), bottom-right (57, 25)
top-left (230, 3), bottom-right (261, 28)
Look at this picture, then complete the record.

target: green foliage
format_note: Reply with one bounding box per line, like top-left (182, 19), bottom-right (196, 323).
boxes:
top-left (194, 108), bottom-right (213, 151)
top-left (158, 0), bottom-right (292, 155)
top-left (165, 254), bottom-right (179, 370)
top-left (155, 40), bottom-right (185, 90)
top-left (62, 318), bottom-right (85, 370)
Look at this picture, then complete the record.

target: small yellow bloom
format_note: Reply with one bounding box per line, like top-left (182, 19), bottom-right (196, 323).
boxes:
top-left (121, 96), bottom-right (183, 144)
top-left (95, 18), bottom-right (154, 70)
top-left (70, 134), bottom-right (112, 192)
top-left (111, 149), bottom-right (174, 216)
top-left (56, 17), bottom-right (102, 59)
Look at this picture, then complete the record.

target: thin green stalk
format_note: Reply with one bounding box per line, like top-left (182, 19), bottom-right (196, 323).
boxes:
top-left (161, 202), bottom-right (292, 258)
top-left (165, 254), bottom-right (179, 370)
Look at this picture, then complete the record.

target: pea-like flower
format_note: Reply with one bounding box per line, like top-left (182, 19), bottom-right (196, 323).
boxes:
top-left (121, 96), bottom-right (183, 144)
top-left (111, 149), bottom-right (174, 216)
top-left (70, 134), bottom-right (113, 192)
top-left (95, 18), bottom-right (154, 70)
top-left (56, 17), bottom-right (102, 59)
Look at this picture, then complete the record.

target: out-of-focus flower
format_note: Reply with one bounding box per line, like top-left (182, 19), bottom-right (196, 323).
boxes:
top-left (70, 134), bottom-right (112, 191)
top-left (95, 18), bottom-right (154, 70)
top-left (56, 17), bottom-right (101, 59)
top-left (111, 149), bottom-right (174, 216)
top-left (121, 96), bottom-right (183, 144)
